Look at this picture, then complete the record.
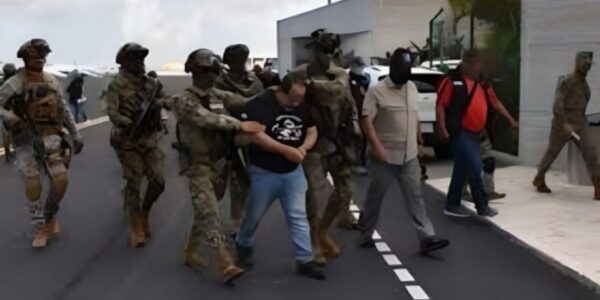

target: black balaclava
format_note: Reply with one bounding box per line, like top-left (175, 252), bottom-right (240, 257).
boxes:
top-left (388, 48), bottom-right (412, 86)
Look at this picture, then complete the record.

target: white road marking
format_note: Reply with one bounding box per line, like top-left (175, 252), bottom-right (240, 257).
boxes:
top-left (0, 116), bottom-right (111, 158)
top-left (372, 230), bottom-right (382, 240)
top-left (405, 285), bottom-right (429, 300)
top-left (382, 254), bottom-right (402, 266)
top-left (394, 269), bottom-right (415, 282)
top-left (375, 242), bottom-right (391, 253)
top-left (76, 116), bottom-right (110, 130)
top-left (325, 172), bottom-right (432, 299)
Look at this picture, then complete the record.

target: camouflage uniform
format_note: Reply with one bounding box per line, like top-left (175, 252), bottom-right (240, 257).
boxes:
top-left (166, 85), bottom-right (245, 273)
top-left (1, 64), bottom-right (17, 162)
top-left (299, 62), bottom-right (359, 264)
top-left (215, 67), bottom-right (263, 233)
top-left (535, 70), bottom-right (599, 192)
top-left (106, 67), bottom-right (165, 246)
top-left (0, 67), bottom-right (82, 246)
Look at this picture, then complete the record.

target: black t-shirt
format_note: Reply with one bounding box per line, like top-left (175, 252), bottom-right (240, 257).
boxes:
top-left (243, 89), bottom-right (314, 174)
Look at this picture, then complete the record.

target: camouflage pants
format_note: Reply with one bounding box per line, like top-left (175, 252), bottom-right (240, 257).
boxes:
top-left (229, 153), bottom-right (250, 232)
top-left (304, 151), bottom-right (353, 233)
top-left (2, 122), bottom-right (13, 160)
top-left (15, 134), bottom-right (68, 218)
top-left (187, 164), bottom-right (228, 249)
top-left (115, 147), bottom-right (165, 213)
top-left (538, 119), bottom-right (599, 182)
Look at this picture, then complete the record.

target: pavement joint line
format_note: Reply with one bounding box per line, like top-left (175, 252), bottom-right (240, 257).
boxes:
top-left (394, 268), bottom-right (416, 282)
top-left (405, 285), bottom-right (430, 300)
top-left (326, 172), bottom-right (433, 299)
top-left (0, 116), bottom-right (110, 158)
top-left (382, 254), bottom-right (402, 266)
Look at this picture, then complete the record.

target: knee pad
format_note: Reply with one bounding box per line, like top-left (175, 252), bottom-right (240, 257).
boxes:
top-left (52, 172), bottom-right (70, 200)
top-left (25, 176), bottom-right (42, 201)
top-left (483, 157), bottom-right (496, 174)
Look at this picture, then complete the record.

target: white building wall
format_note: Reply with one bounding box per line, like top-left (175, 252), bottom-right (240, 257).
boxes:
top-left (277, 0), bottom-right (447, 72)
top-left (519, 0), bottom-right (600, 168)
top-left (371, 0), bottom-right (446, 57)
top-left (277, 0), bottom-right (375, 73)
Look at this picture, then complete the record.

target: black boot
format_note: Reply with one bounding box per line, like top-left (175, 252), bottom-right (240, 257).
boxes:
top-left (295, 261), bottom-right (326, 280)
top-left (235, 244), bottom-right (255, 271)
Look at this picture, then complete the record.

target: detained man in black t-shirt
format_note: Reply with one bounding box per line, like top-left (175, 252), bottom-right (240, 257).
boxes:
top-left (235, 71), bottom-right (325, 280)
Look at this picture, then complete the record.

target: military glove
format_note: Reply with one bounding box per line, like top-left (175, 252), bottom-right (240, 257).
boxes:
top-left (73, 136), bottom-right (84, 154)
top-left (116, 115), bottom-right (133, 127)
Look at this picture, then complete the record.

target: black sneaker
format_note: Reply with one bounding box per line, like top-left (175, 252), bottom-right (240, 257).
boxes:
top-left (295, 261), bottom-right (326, 280)
top-left (235, 244), bottom-right (255, 271)
top-left (443, 206), bottom-right (473, 218)
top-left (420, 237), bottom-right (450, 254)
top-left (477, 206), bottom-right (498, 217)
top-left (356, 233), bottom-right (376, 248)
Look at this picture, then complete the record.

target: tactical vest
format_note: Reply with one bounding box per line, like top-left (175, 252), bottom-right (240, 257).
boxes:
top-left (176, 89), bottom-right (230, 165)
top-left (117, 76), bottom-right (159, 125)
top-left (444, 74), bottom-right (490, 140)
top-left (17, 73), bottom-right (65, 136)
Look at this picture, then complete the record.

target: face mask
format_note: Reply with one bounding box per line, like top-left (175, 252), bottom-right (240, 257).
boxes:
top-left (390, 62), bottom-right (412, 85)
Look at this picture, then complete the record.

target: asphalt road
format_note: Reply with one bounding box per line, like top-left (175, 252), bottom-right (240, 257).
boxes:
top-left (0, 120), bottom-right (597, 300)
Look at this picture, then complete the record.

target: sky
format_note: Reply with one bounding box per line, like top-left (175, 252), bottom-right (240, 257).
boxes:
top-left (0, 0), bottom-right (337, 69)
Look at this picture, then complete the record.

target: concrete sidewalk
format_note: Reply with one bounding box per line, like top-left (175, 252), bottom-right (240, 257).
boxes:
top-left (427, 166), bottom-right (600, 293)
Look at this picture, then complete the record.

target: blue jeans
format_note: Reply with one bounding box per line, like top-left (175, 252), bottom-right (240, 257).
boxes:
top-left (236, 164), bottom-right (313, 263)
top-left (69, 102), bottom-right (87, 123)
top-left (446, 130), bottom-right (488, 212)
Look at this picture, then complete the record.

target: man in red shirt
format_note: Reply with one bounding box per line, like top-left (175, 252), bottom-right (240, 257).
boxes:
top-left (436, 49), bottom-right (512, 218)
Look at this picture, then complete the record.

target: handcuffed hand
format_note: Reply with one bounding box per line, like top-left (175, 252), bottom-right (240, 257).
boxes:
top-left (241, 121), bottom-right (266, 134)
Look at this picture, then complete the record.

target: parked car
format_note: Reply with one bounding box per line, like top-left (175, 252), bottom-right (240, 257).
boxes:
top-left (362, 65), bottom-right (452, 158)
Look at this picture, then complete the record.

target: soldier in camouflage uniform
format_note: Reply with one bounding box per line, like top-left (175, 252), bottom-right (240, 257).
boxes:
top-left (298, 29), bottom-right (361, 266)
top-left (106, 43), bottom-right (165, 248)
top-left (215, 44), bottom-right (264, 233)
top-left (534, 51), bottom-right (600, 200)
top-left (0, 39), bottom-right (84, 248)
top-left (166, 49), bottom-right (264, 284)
top-left (1, 63), bottom-right (17, 163)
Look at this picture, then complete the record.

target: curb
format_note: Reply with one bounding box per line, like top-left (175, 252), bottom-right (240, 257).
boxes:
top-left (425, 182), bottom-right (600, 296)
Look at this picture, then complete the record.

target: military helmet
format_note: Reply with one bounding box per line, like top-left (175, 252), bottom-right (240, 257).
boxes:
top-left (2, 63), bottom-right (17, 76)
top-left (305, 29), bottom-right (341, 54)
top-left (185, 49), bottom-right (222, 73)
top-left (115, 43), bottom-right (149, 64)
top-left (576, 51), bottom-right (593, 62)
top-left (222, 44), bottom-right (250, 66)
top-left (17, 38), bottom-right (51, 59)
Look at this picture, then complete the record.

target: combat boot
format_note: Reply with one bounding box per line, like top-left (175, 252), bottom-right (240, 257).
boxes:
top-left (319, 229), bottom-right (341, 261)
top-left (532, 176), bottom-right (551, 193)
top-left (594, 179), bottom-right (600, 201)
top-left (310, 228), bottom-right (326, 267)
top-left (32, 224), bottom-right (49, 248)
top-left (141, 211), bottom-right (151, 239)
top-left (127, 212), bottom-right (145, 248)
top-left (46, 217), bottom-right (61, 236)
top-left (183, 237), bottom-right (208, 269)
top-left (215, 245), bottom-right (245, 285)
